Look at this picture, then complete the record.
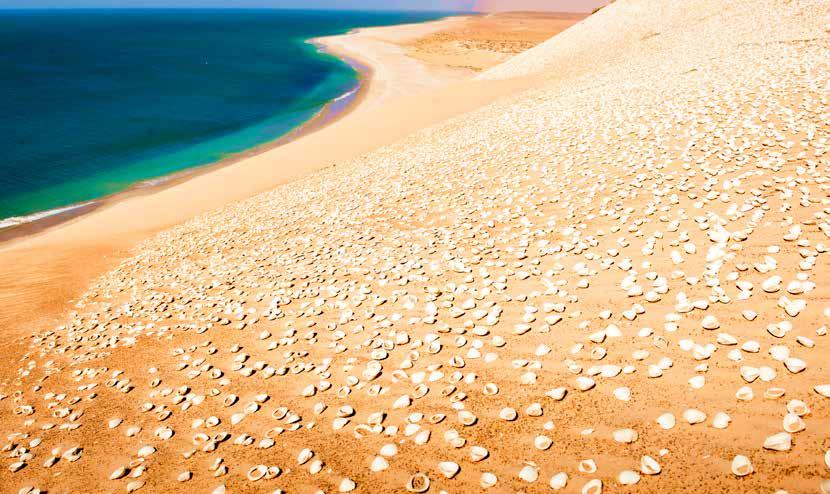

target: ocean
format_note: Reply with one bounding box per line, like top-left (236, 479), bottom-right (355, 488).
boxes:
top-left (0, 9), bottom-right (450, 228)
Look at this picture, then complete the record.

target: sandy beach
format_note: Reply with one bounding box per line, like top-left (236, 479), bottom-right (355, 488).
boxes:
top-left (1, 1), bottom-right (829, 493)
top-left (0, 13), bottom-right (579, 344)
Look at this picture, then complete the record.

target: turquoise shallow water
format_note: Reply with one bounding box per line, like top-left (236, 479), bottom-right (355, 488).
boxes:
top-left (0, 9), bottom-right (450, 227)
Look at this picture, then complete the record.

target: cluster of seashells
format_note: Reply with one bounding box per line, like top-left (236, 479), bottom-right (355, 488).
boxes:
top-left (1, 0), bottom-right (830, 493)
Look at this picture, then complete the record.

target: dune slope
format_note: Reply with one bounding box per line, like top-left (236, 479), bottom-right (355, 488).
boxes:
top-left (1, 0), bottom-right (829, 493)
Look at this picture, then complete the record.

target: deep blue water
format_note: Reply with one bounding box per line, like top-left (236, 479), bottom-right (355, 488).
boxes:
top-left (0, 9), bottom-right (449, 226)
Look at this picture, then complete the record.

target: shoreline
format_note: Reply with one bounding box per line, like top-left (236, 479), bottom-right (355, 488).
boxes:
top-left (0, 13), bottom-right (554, 343)
top-left (0, 35), bottom-right (377, 245)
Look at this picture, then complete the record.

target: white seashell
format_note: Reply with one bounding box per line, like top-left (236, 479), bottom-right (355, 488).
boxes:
top-left (156, 427), bottom-right (174, 440)
top-left (518, 464), bottom-right (539, 482)
top-left (371, 456), bottom-right (389, 472)
top-left (618, 470), bottom-right (641, 485)
top-left (379, 444), bottom-right (398, 457)
top-left (656, 413), bottom-right (676, 429)
top-left (526, 403), bottom-right (543, 416)
top-left (414, 429), bottom-right (431, 445)
top-left (764, 387), bottom-right (786, 399)
top-left (712, 412), bottom-right (731, 429)
top-left (689, 375), bottom-right (705, 389)
top-left (534, 435), bottom-right (553, 450)
top-left (470, 446), bottom-right (489, 462)
top-left (499, 407), bottom-right (517, 421)
top-left (701, 315), bottom-right (720, 330)
top-left (786, 399), bottom-right (809, 416)
top-left (784, 358), bottom-right (806, 373)
top-left (815, 385), bottom-right (830, 398)
top-left (742, 341), bottom-right (760, 353)
top-left (393, 395), bottom-right (412, 409)
top-left (247, 465), bottom-right (267, 481)
top-left (458, 410), bottom-right (477, 426)
top-left (783, 413), bottom-right (806, 433)
top-left (825, 449), bottom-right (829, 468)
top-left (579, 459), bottom-right (597, 474)
top-left (126, 481), bottom-right (144, 492)
top-left (297, 448), bottom-right (313, 465)
top-left (62, 447), bottom-right (83, 462)
top-left (762, 276), bottom-right (781, 292)
top-left (483, 383), bottom-right (499, 396)
top-left (614, 387), bottom-right (631, 401)
top-left (731, 455), bottom-right (753, 477)
top-left (736, 386), bottom-right (754, 401)
top-left (137, 446), bottom-right (155, 458)
top-left (211, 485), bottom-right (225, 494)
top-left (438, 461), bottom-right (460, 479)
top-left (759, 367), bottom-right (777, 381)
top-left (613, 428), bottom-right (638, 443)
top-left (640, 455), bottom-right (661, 475)
top-left (339, 478), bottom-right (356, 492)
top-left (582, 478), bottom-right (603, 494)
top-left (406, 473), bottom-right (430, 493)
top-left (109, 418), bottom-right (122, 429)
top-left (683, 409), bottom-right (706, 424)
top-left (549, 472), bottom-right (568, 490)
top-left (763, 432), bottom-right (792, 451)
top-left (575, 377), bottom-right (595, 391)
top-left (480, 472), bottom-right (497, 489)
top-left (546, 388), bottom-right (568, 400)
top-left (740, 366), bottom-right (759, 382)
top-left (600, 365), bottom-right (621, 377)
top-left (177, 471), bottom-right (192, 482)
top-left (110, 466), bottom-right (128, 480)
top-left (308, 459), bottom-right (323, 474)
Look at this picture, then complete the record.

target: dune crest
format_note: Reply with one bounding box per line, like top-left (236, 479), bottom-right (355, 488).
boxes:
top-left (481, 0), bottom-right (828, 81)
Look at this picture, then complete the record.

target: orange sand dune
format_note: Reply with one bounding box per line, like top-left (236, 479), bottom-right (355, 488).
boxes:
top-left (0, 2), bottom-right (828, 494)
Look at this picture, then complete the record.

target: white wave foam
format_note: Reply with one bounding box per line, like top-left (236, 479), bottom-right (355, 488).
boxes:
top-left (333, 87), bottom-right (359, 103)
top-left (0, 201), bottom-right (96, 231)
top-left (139, 177), bottom-right (171, 187)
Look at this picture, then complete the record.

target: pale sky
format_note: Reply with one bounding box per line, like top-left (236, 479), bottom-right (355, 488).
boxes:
top-left (0, 0), bottom-right (606, 13)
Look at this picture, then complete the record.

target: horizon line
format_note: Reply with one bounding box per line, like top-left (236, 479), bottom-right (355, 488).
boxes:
top-left (0, 6), bottom-right (476, 11)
